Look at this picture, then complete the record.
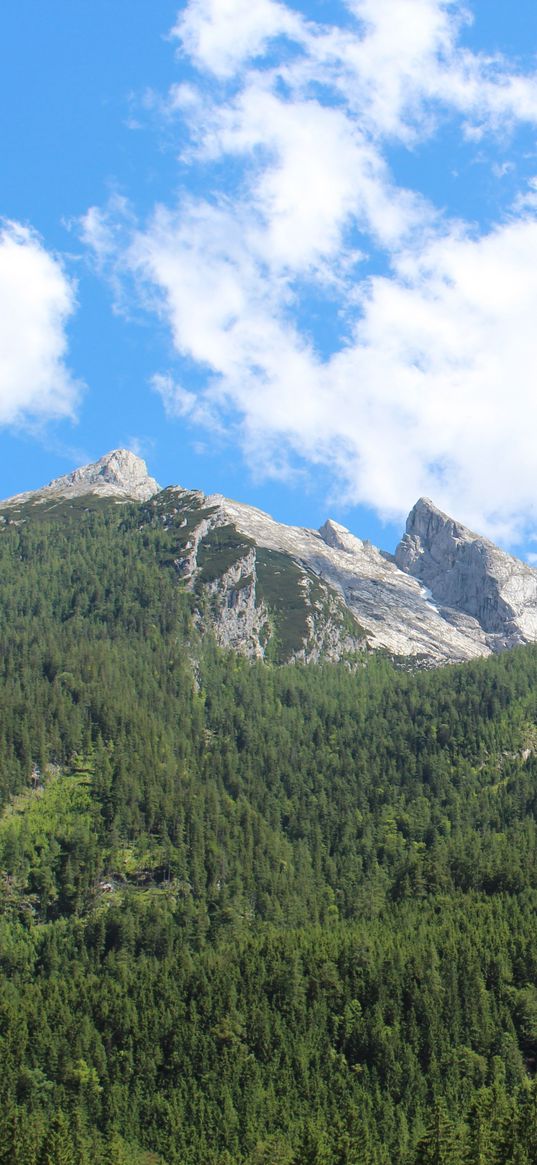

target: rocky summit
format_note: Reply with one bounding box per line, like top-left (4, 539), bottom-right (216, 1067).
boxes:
top-left (0, 449), bottom-right (160, 507)
top-left (396, 497), bottom-right (537, 647)
top-left (3, 451), bottom-right (537, 666)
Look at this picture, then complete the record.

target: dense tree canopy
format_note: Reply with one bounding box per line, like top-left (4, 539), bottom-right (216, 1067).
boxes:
top-left (2, 498), bottom-right (537, 1162)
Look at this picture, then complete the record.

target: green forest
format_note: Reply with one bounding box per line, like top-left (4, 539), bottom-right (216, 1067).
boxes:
top-left (3, 497), bottom-right (537, 1162)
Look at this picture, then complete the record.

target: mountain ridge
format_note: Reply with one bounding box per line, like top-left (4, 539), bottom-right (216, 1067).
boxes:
top-left (3, 449), bottom-right (537, 666)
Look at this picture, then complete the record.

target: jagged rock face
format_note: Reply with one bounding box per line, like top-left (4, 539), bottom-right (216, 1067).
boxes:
top-left (146, 488), bottom-right (489, 665)
top-left (148, 488), bottom-right (367, 664)
top-left (48, 449), bottom-right (161, 501)
top-left (318, 519), bottom-right (365, 556)
top-left (396, 498), bottom-right (537, 644)
top-left (0, 450), bottom-right (160, 507)
top-left (201, 548), bottom-right (270, 659)
top-left (5, 451), bottom-right (537, 666)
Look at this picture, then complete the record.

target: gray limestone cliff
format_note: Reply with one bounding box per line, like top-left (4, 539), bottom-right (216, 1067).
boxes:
top-left (147, 487), bottom-right (367, 663)
top-left (395, 497), bottom-right (537, 646)
top-left (149, 488), bottom-right (490, 665)
top-left (5, 451), bottom-right (537, 666)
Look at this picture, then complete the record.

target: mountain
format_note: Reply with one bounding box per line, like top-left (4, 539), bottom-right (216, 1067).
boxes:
top-left (3, 449), bottom-right (537, 666)
top-left (0, 448), bottom-right (160, 507)
top-left (397, 496), bottom-right (537, 645)
top-left (3, 476), bottom-right (537, 1164)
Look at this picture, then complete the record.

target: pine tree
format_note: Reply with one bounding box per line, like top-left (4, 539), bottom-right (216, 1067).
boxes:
top-left (464, 1091), bottom-right (494, 1165)
top-left (413, 1101), bottom-right (461, 1165)
top-left (39, 1112), bottom-right (75, 1165)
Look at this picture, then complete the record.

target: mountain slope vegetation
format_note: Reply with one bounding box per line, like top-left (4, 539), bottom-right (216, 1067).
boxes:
top-left (2, 499), bottom-right (537, 1162)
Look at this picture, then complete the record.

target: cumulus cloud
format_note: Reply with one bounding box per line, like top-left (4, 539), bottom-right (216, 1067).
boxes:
top-left (172, 0), bottom-right (306, 78)
top-left (174, 0), bottom-right (537, 140)
top-left (0, 221), bottom-right (80, 427)
top-left (321, 0), bottom-right (536, 140)
top-left (84, 0), bottom-right (537, 544)
top-left (188, 80), bottom-right (428, 265)
top-left (327, 216), bottom-right (537, 539)
top-left (119, 199), bottom-right (537, 542)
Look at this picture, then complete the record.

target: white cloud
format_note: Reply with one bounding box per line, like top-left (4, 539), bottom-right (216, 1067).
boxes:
top-left (151, 372), bottom-right (222, 430)
top-left (0, 221), bottom-right (80, 428)
top-left (80, 205), bottom-right (119, 269)
top-left (173, 0), bottom-right (537, 139)
top-left (126, 200), bottom-right (537, 541)
top-left (172, 0), bottom-right (306, 78)
top-left (337, 1), bottom-right (537, 139)
top-left (325, 215), bottom-right (537, 537)
top-left (83, 1), bottom-right (537, 544)
top-left (325, 0), bottom-right (463, 139)
top-left (193, 80), bottom-right (428, 266)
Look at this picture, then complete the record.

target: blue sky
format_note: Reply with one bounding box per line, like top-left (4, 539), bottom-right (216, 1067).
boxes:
top-left (3, 1), bottom-right (537, 554)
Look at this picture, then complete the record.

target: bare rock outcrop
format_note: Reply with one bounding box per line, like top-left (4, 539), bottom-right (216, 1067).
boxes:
top-left (396, 498), bottom-right (537, 645)
top-left (6, 451), bottom-right (537, 666)
top-left (0, 449), bottom-right (160, 507)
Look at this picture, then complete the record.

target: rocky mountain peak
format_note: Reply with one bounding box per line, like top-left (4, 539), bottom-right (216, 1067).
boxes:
top-left (396, 497), bottom-right (478, 577)
top-left (405, 495), bottom-right (478, 546)
top-left (6, 449), bottom-right (537, 666)
top-left (318, 519), bottom-right (364, 555)
top-left (396, 496), bottom-right (537, 642)
top-left (1, 449), bottom-right (160, 508)
top-left (47, 449), bottom-right (160, 501)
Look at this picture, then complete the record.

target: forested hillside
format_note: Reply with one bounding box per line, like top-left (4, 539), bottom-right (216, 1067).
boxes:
top-left (3, 500), bottom-right (537, 1162)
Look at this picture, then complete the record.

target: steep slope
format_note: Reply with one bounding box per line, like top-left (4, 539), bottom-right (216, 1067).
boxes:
top-left (161, 488), bottom-right (490, 664)
top-left (4, 493), bottom-right (537, 1163)
top-left (4, 450), bottom-right (537, 666)
top-left (396, 497), bottom-right (537, 649)
top-left (143, 487), bottom-right (368, 663)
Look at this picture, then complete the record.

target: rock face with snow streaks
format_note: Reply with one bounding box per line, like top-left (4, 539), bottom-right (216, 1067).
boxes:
top-left (396, 497), bottom-right (537, 647)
